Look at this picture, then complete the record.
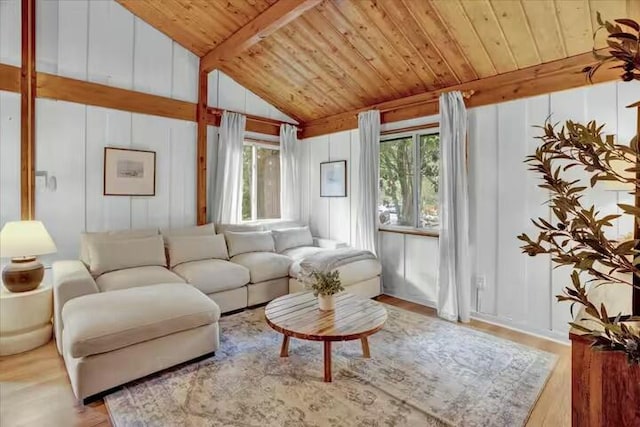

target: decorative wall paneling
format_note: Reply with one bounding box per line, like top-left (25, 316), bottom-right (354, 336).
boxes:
top-left (0, 92), bottom-right (21, 229)
top-left (117, 0), bottom-right (639, 124)
top-left (207, 69), bottom-right (297, 124)
top-left (200, 0), bottom-right (323, 72)
top-left (304, 80), bottom-right (639, 342)
top-left (20, 0), bottom-right (36, 219)
top-left (301, 50), bottom-right (621, 138)
top-left (34, 99), bottom-right (198, 262)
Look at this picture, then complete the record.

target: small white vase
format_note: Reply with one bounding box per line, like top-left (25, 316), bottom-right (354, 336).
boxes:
top-left (317, 294), bottom-right (335, 311)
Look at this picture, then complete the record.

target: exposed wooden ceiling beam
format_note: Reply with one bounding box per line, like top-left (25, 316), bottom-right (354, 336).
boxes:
top-left (301, 49), bottom-right (620, 138)
top-left (200, 0), bottom-right (322, 73)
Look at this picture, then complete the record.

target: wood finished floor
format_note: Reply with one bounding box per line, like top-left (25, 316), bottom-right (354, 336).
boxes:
top-left (0, 295), bottom-right (571, 427)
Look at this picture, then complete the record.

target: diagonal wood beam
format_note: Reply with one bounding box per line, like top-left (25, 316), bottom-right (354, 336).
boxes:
top-left (200, 0), bottom-right (322, 73)
top-left (21, 0), bottom-right (36, 220)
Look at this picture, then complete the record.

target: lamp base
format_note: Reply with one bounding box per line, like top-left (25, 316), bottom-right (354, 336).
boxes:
top-left (2, 257), bottom-right (44, 293)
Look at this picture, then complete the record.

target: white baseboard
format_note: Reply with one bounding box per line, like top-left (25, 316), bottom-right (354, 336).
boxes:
top-left (471, 311), bottom-right (569, 345)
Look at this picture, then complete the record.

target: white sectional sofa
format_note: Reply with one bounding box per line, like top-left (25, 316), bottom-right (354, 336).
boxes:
top-left (68, 221), bottom-right (380, 316)
top-left (52, 221), bottom-right (381, 401)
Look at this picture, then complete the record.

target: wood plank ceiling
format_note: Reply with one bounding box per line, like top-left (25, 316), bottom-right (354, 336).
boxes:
top-left (118, 0), bottom-right (640, 124)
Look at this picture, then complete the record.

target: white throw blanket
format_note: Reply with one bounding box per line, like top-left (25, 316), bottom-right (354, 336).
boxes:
top-left (300, 248), bottom-right (376, 274)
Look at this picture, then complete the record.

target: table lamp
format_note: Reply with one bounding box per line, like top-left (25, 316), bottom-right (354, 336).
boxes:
top-left (0, 221), bottom-right (57, 292)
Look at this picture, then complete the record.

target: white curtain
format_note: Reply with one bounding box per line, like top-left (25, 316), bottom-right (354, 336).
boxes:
top-left (437, 91), bottom-right (471, 323)
top-left (280, 124), bottom-right (302, 221)
top-left (355, 110), bottom-right (380, 254)
top-left (211, 111), bottom-right (246, 224)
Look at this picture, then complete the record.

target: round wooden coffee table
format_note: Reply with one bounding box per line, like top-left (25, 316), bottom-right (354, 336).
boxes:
top-left (265, 292), bottom-right (387, 382)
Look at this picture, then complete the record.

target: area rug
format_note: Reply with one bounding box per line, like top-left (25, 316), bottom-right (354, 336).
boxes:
top-left (105, 304), bottom-right (557, 427)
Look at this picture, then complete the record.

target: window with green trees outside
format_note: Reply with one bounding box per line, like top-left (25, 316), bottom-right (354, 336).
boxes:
top-left (242, 143), bottom-right (281, 221)
top-left (379, 131), bottom-right (439, 230)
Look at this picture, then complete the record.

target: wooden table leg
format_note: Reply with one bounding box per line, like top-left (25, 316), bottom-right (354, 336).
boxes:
top-left (280, 335), bottom-right (290, 357)
top-left (361, 337), bottom-right (370, 358)
top-left (324, 341), bottom-right (332, 382)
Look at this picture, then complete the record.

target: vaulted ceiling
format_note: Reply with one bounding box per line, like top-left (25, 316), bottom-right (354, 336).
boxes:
top-left (118, 0), bottom-right (639, 123)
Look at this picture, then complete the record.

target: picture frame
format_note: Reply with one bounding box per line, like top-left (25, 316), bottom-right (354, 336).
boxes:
top-left (103, 147), bottom-right (156, 196)
top-left (320, 160), bottom-right (347, 197)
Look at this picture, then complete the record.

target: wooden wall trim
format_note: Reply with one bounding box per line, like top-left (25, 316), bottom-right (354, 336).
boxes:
top-left (301, 50), bottom-right (619, 139)
top-left (37, 73), bottom-right (197, 121)
top-left (206, 107), bottom-right (295, 137)
top-left (21, 0), bottom-right (36, 220)
top-left (0, 63), bottom-right (20, 93)
top-left (200, 0), bottom-right (322, 72)
top-left (196, 68), bottom-right (208, 225)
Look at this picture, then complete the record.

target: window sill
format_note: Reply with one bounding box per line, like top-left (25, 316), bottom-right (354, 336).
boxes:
top-left (378, 226), bottom-right (439, 238)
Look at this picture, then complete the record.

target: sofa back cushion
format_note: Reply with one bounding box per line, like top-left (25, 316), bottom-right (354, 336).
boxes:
top-left (224, 230), bottom-right (274, 257)
top-left (88, 235), bottom-right (166, 277)
top-left (161, 223), bottom-right (215, 239)
top-left (165, 234), bottom-right (229, 268)
top-left (215, 223), bottom-right (264, 235)
top-left (80, 228), bottom-right (159, 266)
top-left (271, 226), bottom-right (314, 253)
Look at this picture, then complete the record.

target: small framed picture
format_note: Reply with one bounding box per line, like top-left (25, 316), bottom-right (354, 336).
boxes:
top-left (104, 147), bottom-right (156, 196)
top-left (320, 160), bottom-right (347, 197)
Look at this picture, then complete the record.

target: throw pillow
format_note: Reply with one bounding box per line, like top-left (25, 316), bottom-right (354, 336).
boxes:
top-left (80, 228), bottom-right (159, 266)
top-left (224, 230), bottom-right (275, 257)
top-left (271, 226), bottom-right (314, 253)
top-left (165, 234), bottom-right (229, 268)
top-left (88, 234), bottom-right (166, 277)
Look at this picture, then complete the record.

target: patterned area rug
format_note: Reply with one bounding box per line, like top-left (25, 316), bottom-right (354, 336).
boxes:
top-left (105, 304), bottom-right (557, 427)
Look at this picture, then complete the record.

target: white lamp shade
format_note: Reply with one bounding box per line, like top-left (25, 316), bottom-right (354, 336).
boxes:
top-left (0, 221), bottom-right (57, 258)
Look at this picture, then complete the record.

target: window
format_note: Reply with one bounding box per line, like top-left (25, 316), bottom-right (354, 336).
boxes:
top-left (379, 130), bottom-right (440, 230)
top-left (242, 143), bottom-right (281, 221)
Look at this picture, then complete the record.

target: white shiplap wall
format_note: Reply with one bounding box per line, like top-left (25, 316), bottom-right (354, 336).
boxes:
top-left (208, 70), bottom-right (297, 124)
top-left (303, 80), bottom-right (639, 341)
top-left (0, 0), bottom-right (200, 262)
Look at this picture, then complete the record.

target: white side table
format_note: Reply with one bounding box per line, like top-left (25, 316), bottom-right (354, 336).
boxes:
top-left (0, 282), bottom-right (53, 356)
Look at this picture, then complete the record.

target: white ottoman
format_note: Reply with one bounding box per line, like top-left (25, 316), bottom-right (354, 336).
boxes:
top-left (61, 283), bottom-right (220, 400)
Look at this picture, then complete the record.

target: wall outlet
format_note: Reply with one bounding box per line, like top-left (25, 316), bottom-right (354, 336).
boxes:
top-left (475, 276), bottom-right (486, 291)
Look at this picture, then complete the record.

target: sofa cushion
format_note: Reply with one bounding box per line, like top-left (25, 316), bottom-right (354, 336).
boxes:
top-left (80, 228), bottom-right (159, 265)
top-left (260, 221), bottom-right (305, 231)
top-left (95, 266), bottom-right (185, 293)
top-left (281, 245), bottom-right (325, 261)
top-left (88, 235), bottom-right (166, 277)
top-left (230, 252), bottom-right (292, 283)
top-left (225, 231), bottom-right (275, 257)
top-left (172, 259), bottom-right (250, 294)
top-left (289, 258), bottom-right (382, 286)
top-left (215, 223), bottom-right (263, 235)
top-left (271, 226), bottom-right (314, 253)
top-left (161, 223), bottom-right (215, 239)
top-left (165, 234), bottom-right (229, 268)
top-left (62, 283), bottom-right (220, 358)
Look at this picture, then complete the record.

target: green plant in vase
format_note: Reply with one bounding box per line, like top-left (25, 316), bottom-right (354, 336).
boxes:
top-left (301, 270), bottom-right (344, 311)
